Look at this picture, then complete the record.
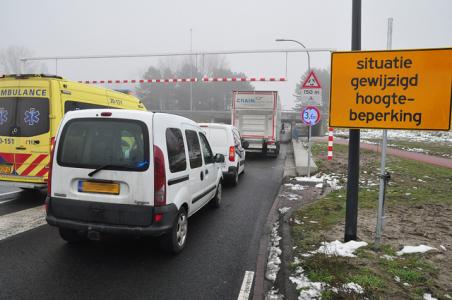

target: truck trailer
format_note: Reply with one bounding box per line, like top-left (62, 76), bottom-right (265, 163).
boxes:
top-left (232, 91), bottom-right (281, 157)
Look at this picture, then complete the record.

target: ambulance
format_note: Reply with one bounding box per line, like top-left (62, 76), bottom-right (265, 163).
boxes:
top-left (0, 74), bottom-right (146, 190)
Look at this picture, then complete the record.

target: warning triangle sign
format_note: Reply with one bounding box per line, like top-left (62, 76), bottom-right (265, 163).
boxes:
top-left (301, 71), bottom-right (322, 89)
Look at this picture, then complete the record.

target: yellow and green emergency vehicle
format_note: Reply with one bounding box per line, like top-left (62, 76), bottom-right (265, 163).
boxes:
top-left (0, 74), bottom-right (147, 189)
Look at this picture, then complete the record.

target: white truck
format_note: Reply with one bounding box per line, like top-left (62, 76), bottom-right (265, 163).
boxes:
top-left (232, 91), bottom-right (281, 157)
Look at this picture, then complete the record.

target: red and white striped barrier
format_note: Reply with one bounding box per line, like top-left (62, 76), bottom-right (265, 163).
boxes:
top-left (78, 77), bottom-right (286, 84)
top-left (78, 78), bottom-right (197, 84)
top-left (202, 77), bottom-right (286, 82)
top-left (327, 127), bottom-right (334, 160)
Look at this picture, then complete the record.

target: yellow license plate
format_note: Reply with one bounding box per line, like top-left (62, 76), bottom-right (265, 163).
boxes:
top-left (78, 181), bottom-right (120, 195)
top-left (0, 164), bottom-right (12, 174)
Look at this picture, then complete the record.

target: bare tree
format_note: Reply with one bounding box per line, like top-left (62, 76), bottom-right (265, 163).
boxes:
top-left (0, 46), bottom-right (47, 74)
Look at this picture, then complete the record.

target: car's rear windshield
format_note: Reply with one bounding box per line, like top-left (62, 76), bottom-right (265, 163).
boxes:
top-left (57, 118), bottom-right (149, 171)
top-left (206, 127), bottom-right (229, 148)
top-left (0, 97), bottom-right (49, 137)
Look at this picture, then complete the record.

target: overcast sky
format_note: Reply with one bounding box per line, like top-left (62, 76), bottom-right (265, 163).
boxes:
top-left (1, 0), bottom-right (451, 109)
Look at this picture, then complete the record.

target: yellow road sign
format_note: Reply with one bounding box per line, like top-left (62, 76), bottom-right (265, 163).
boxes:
top-left (329, 48), bottom-right (452, 130)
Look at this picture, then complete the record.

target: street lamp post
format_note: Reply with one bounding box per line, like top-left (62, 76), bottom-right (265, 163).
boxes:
top-left (275, 39), bottom-right (310, 72)
top-left (275, 38), bottom-right (314, 176)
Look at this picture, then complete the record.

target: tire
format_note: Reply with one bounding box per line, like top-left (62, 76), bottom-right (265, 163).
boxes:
top-left (59, 228), bottom-right (86, 243)
top-left (230, 168), bottom-right (239, 186)
top-left (210, 182), bottom-right (222, 208)
top-left (160, 207), bottom-right (188, 254)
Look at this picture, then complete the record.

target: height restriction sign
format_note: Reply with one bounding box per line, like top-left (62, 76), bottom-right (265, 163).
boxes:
top-left (329, 48), bottom-right (452, 130)
top-left (301, 71), bottom-right (323, 106)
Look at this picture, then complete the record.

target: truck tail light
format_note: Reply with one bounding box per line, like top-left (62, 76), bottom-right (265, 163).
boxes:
top-left (153, 145), bottom-right (166, 207)
top-left (229, 146), bottom-right (235, 162)
top-left (47, 137), bottom-right (55, 198)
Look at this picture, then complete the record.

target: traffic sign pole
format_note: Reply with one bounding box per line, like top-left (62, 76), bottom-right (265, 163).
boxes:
top-left (376, 17), bottom-right (393, 247)
top-left (301, 106), bottom-right (320, 177)
top-left (307, 125), bottom-right (311, 177)
top-left (344, 0), bottom-right (361, 243)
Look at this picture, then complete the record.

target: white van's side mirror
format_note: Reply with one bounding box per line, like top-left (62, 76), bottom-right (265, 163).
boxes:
top-left (214, 153), bottom-right (225, 163)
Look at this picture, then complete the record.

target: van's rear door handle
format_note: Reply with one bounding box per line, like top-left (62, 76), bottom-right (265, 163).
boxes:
top-left (200, 171), bottom-right (204, 181)
top-left (16, 146), bottom-right (26, 150)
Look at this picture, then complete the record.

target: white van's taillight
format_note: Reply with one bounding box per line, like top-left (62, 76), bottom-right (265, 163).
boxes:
top-left (47, 137), bottom-right (55, 198)
top-left (229, 146), bottom-right (235, 162)
top-left (153, 145), bottom-right (166, 207)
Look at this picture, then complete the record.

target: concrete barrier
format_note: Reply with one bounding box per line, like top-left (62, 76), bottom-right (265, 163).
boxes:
top-left (292, 140), bottom-right (318, 176)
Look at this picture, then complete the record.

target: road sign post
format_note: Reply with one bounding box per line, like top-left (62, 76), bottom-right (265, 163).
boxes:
top-left (301, 106), bottom-right (321, 177)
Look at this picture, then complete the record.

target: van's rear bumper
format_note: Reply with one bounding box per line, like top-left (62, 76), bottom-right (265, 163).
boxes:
top-left (46, 197), bottom-right (178, 237)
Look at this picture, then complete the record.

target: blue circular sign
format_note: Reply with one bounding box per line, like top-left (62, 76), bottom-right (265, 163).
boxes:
top-left (301, 106), bottom-right (321, 125)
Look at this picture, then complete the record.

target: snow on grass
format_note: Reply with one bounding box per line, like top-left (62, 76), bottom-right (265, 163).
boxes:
top-left (332, 128), bottom-right (452, 144)
top-left (290, 266), bottom-right (365, 299)
top-left (295, 174), bottom-right (343, 191)
top-left (423, 294), bottom-right (438, 300)
top-left (440, 245), bottom-right (447, 251)
top-left (381, 254), bottom-right (396, 261)
top-left (289, 267), bottom-right (324, 300)
top-left (265, 222), bottom-right (282, 283)
top-left (396, 245), bottom-right (437, 256)
top-left (309, 240), bottom-right (368, 258)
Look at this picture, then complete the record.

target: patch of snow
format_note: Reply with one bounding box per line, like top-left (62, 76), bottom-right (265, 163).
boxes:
top-left (440, 245), bottom-right (447, 251)
top-left (315, 183), bottom-right (323, 188)
top-left (444, 294), bottom-right (451, 299)
top-left (295, 174), bottom-right (343, 191)
top-left (403, 282), bottom-right (410, 287)
top-left (342, 282), bottom-right (364, 294)
top-left (294, 219), bottom-right (303, 225)
top-left (381, 255), bottom-right (395, 261)
top-left (310, 240), bottom-right (368, 257)
top-left (423, 293), bottom-right (438, 300)
top-left (396, 245), bottom-right (437, 256)
top-left (265, 289), bottom-right (284, 300)
top-left (278, 207), bottom-right (291, 215)
top-left (394, 276), bottom-right (400, 282)
top-left (309, 220), bottom-right (318, 224)
top-left (334, 128), bottom-right (452, 144)
top-left (284, 183), bottom-right (304, 191)
top-left (284, 192), bottom-right (300, 201)
top-left (289, 267), bottom-right (324, 300)
top-left (265, 222), bottom-right (282, 283)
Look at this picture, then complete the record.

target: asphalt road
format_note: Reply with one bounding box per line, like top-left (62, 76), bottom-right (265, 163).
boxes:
top-left (0, 146), bottom-right (286, 300)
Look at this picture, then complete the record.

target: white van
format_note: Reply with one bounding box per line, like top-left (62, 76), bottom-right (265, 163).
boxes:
top-left (46, 110), bottom-right (224, 253)
top-left (199, 123), bottom-right (246, 186)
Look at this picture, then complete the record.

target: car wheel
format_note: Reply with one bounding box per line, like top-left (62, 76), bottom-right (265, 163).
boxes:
top-left (59, 228), bottom-right (86, 243)
top-left (160, 207), bottom-right (188, 254)
top-left (230, 169), bottom-right (239, 186)
top-left (211, 182), bottom-right (222, 208)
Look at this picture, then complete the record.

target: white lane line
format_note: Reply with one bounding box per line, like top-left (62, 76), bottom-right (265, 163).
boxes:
top-left (0, 198), bottom-right (16, 205)
top-left (237, 271), bottom-right (255, 300)
top-left (0, 205), bottom-right (46, 241)
top-left (0, 190), bottom-right (22, 199)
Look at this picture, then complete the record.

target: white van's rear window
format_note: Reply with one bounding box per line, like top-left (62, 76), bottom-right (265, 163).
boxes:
top-left (206, 128), bottom-right (228, 148)
top-left (57, 118), bottom-right (149, 171)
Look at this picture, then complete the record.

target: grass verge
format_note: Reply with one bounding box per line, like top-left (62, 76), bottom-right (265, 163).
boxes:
top-left (290, 142), bottom-right (451, 299)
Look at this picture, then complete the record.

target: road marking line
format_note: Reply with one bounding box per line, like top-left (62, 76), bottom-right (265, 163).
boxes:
top-left (0, 190), bottom-right (22, 199)
top-left (237, 271), bottom-right (255, 300)
top-left (0, 205), bottom-right (46, 241)
top-left (0, 198), bottom-right (16, 205)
